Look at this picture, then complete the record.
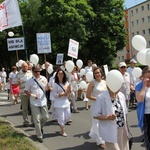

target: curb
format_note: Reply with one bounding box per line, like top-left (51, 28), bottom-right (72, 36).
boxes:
top-left (0, 117), bottom-right (49, 150)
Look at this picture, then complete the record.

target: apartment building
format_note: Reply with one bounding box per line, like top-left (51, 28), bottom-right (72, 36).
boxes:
top-left (115, 0), bottom-right (150, 65)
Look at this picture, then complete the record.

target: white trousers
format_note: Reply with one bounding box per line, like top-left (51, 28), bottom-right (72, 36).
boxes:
top-left (55, 107), bottom-right (71, 126)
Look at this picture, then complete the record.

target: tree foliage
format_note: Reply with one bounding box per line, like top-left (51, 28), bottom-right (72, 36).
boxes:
top-left (0, 0), bottom-right (126, 69)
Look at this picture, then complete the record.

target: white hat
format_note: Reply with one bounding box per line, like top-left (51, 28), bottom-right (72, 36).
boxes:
top-left (130, 59), bottom-right (137, 63)
top-left (118, 62), bottom-right (127, 68)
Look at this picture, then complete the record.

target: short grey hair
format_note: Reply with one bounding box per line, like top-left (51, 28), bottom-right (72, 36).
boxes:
top-left (32, 64), bottom-right (41, 71)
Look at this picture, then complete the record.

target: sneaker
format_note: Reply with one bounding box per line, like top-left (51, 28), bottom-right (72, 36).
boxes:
top-left (37, 138), bottom-right (43, 143)
top-left (72, 110), bottom-right (79, 113)
top-left (23, 122), bottom-right (29, 127)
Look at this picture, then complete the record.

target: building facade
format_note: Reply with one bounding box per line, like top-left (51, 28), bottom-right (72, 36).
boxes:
top-left (115, 0), bottom-right (150, 65)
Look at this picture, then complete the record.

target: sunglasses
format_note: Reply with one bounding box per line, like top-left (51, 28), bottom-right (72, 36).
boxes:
top-left (34, 71), bottom-right (41, 73)
top-left (120, 66), bottom-right (126, 69)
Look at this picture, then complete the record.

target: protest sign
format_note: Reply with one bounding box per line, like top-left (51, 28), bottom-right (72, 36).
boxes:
top-left (7, 37), bottom-right (24, 51)
top-left (36, 33), bottom-right (51, 54)
top-left (68, 39), bottom-right (79, 59)
top-left (56, 53), bottom-right (64, 65)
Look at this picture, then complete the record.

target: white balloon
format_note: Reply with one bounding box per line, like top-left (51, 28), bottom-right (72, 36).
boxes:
top-left (79, 81), bottom-right (87, 89)
top-left (47, 66), bottom-right (53, 74)
top-left (18, 59), bottom-right (25, 67)
top-left (8, 31), bottom-right (14, 37)
top-left (30, 54), bottom-right (39, 65)
top-left (16, 62), bottom-right (19, 67)
top-left (132, 35), bottom-right (147, 51)
top-left (106, 70), bottom-right (124, 93)
top-left (76, 59), bottom-right (83, 69)
top-left (80, 68), bottom-right (85, 76)
top-left (136, 49), bottom-right (147, 65)
top-left (133, 67), bottom-right (142, 78)
top-left (146, 48), bottom-right (150, 67)
top-left (86, 72), bottom-right (93, 82)
top-left (42, 64), bottom-right (45, 69)
top-left (66, 60), bottom-right (74, 72)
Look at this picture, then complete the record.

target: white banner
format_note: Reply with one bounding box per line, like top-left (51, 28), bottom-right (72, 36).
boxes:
top-left (7, 37), bottom-right (25, 51)
top-left (68, 39), bottom-right (79, 59)
top-left (36, 33), bottom-right (52, 54)
top-left (0, 0), bottom-right (22, 31)
top-left (56, 53), bottom-right (64, 65)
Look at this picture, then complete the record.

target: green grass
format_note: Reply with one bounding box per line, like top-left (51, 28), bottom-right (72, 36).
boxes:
top-left (0, 119), bottom-right (39, 150)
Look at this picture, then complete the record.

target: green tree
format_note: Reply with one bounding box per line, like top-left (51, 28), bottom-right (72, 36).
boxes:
top-left (39, 0), bottom-right (95, 61)
top-left (84, 0), bottom-right (126, 67)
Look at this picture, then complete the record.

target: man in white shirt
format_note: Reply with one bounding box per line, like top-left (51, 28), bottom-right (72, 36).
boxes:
top-left (127, 59), bottom-right (137, 107)
top-left (16, 62), bottom-right (33, 127)
top-left (84, 60), bottom-right (93, 74)
top-left (24, 65), bottom-right (49, 143)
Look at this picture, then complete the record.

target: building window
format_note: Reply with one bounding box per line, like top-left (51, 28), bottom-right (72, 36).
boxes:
top-left (132, 32), bottom-right (134, 37)
top-left (142, 18), bottom-right (145, 23)
top-left (136, 8), bottom-right (138, 13)
top-left (141, 6), bottom-right (144, 11)
top-left (131, 10), bottom-right (133, 16)
top-left (143, 30), bottom-right (145, 34)
top-left (149, 41), bottom-right (150, 47)
top-left (118, 56), bottom-right (120, 60)
top-left (122, 56), bottom-right (124, 61)
top-left (136, 20), bottom-right (139, 25)
top-left (149, 28), bottom-right (150, 34)
top-left (132, 21), bottom-right (134, 27)
top-left (137, 31), bottom-right (139, 35)
top-left (148, 16), bottom-right (150, 22)
top-left (147, 4), bottom-right (150, 10)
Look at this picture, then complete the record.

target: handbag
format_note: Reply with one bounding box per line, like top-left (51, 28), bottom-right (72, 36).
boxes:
top-left (128, 131), bottom-right (133, 150)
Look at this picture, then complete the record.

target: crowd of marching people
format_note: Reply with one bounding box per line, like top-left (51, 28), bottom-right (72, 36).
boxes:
top-left (0, 58), bottom-right (150, 150)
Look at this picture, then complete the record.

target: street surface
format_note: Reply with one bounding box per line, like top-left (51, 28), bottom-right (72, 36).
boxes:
top-left (0, 91), bottom-right (145, 150)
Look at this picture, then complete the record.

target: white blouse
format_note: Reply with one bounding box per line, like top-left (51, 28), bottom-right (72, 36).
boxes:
top-left (53, 82), bottom-right (70, 108)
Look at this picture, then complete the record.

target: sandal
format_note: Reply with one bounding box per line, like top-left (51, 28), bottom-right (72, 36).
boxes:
top-left (99, 144), bottom-right (105, 149)
top-left (60, 131), bottom-right (67, 137)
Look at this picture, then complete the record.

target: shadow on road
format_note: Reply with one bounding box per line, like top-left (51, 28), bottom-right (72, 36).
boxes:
top-left (57, 142), bottom-right (100, 150)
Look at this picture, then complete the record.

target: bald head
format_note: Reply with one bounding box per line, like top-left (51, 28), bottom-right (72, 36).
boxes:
top-left (22, 62), bottom-right (28, 72)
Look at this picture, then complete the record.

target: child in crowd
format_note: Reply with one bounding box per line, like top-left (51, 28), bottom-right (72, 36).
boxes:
top-left (81, 75), bottom-right (89, 110)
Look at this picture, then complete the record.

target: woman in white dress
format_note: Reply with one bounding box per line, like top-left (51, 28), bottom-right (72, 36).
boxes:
top-left (53, 69), bottom-right (71, 137)
top-left (9, 66), bottom-right (20, 104)
top-left (86, 67), bottom-right (107, 149)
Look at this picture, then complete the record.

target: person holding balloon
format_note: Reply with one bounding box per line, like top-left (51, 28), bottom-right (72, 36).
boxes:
top-left (135, 67), bottom-right (150, 150)
top-left (118, 62), bottom-right (134, 109)
top-left (93, 70), bottom-right (129, 150)
top-left (53, 69), bottom-right (72, 137)
top-left (81, 75), bottom-right (89, 110)
top-left (86, 67), bottom-right (107, 149)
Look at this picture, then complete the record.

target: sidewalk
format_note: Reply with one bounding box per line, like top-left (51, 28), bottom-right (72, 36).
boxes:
top-left (0, 90), bottom-right (145, 150)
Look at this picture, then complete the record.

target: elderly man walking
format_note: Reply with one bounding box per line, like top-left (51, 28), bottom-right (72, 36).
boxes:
top-left (24, 65), bottom-right (49, 143)
top-left (16, 62), bottom-right (33, 127)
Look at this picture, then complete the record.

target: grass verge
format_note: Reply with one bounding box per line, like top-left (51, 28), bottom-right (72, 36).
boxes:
top-left (0, 118), bottom-right (38, 150)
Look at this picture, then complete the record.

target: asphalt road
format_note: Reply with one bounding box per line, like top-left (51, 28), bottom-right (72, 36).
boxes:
top-left (0, 91), bottom-right (145, 150)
